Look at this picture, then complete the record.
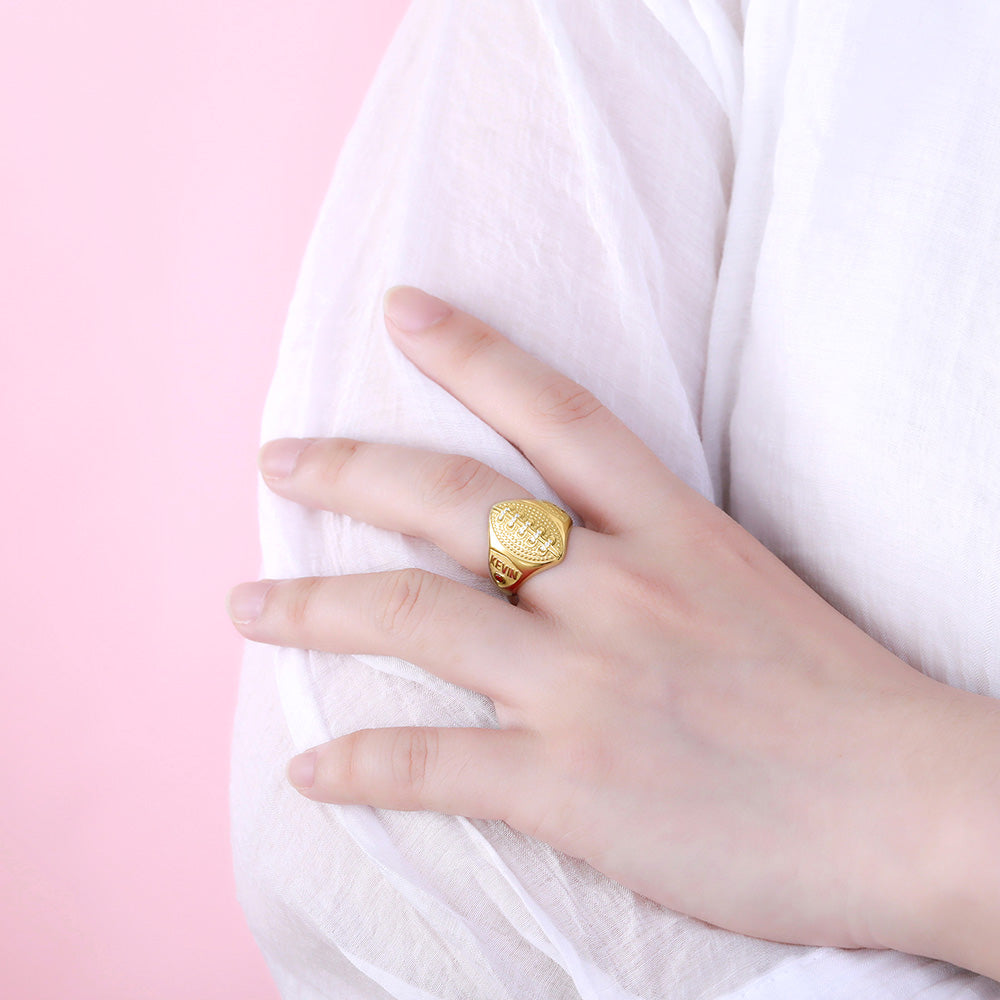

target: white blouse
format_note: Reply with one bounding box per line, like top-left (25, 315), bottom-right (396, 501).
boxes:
top-left (230, 0), bottom-right (1000, 996)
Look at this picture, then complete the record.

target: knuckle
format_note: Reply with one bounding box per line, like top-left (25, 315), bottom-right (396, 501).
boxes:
top-left (682, 505), bottom-right (763, 573)
top-left (285, 576), bottom-right (327, 628)
top-left (331, 732), bottom-right (364, 798)
top-left (451, 323), bottom-right (500, 374)
top-left (530, 376), bottom-right (604, 427)
top-left (596, 549), bottom-right (701, 633)
top-left (372, 568), bottom-right (437, 642)
top-left (391, 728), bottom-right (438, 798)
top-left (317, 439), bottom-right (363, 490)
top-left (553, 731), bottom-right (612, 786)
top-left (680, 505), bottom-right (734, 549)
top-left (421, 454), bottom-right (498, 510)
top-left (630, 568), bottom-right (701, 632)
top-left (515, 740), bottom-right (606, 850)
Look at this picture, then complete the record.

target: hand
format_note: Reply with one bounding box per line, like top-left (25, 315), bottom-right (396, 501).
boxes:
top-left (228, 286), bottom-right (1000, 973)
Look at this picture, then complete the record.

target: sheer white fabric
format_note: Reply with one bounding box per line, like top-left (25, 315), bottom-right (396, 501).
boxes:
top-left (230, 0), bottom-right (1000, 996)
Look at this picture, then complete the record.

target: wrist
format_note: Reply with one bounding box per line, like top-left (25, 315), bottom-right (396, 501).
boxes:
top-left (871, 683), bottom-right (1000, 979)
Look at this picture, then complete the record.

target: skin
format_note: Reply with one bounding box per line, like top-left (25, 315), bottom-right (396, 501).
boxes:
top-left (228, 286), bottom-right (1000, 980)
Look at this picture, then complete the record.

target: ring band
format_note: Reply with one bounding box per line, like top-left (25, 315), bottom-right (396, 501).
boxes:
top-left (488, 499), bottom-right (572, 597)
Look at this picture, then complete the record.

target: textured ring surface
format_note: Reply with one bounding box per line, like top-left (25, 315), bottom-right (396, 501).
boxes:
top-left (488, 499), bottom-right (572, 595)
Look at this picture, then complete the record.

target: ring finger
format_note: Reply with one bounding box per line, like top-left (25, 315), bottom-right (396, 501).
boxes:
top-left (228, 568), bottom-right (535, 706)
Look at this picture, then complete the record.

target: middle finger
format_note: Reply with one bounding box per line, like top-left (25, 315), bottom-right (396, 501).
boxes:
top-left (260, 436), bottom-right (562, 578)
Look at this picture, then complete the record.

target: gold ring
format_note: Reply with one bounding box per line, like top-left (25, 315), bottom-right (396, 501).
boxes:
top-left (488, 499), bottom-right (572, 598)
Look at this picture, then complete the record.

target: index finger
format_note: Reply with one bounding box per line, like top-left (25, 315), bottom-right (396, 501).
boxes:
top-left (382, 286), bottom-right (701, 533)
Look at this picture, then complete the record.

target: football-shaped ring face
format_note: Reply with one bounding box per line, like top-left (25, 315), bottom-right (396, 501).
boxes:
top-left (488, 500), bottom-right (569, 590)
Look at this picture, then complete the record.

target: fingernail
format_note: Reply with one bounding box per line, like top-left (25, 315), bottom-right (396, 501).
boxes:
top-left (383, 285), bottom-right (452, 333)
top-left (226, 580), bottom-right (274, 624)
top-left (259, 438), bottom-right (314, 480)
top-left (287, 750), bottom-right (317, 789)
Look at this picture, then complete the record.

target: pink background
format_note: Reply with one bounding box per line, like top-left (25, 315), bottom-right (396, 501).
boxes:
top-left (0, 2), bottom-right (408, 996)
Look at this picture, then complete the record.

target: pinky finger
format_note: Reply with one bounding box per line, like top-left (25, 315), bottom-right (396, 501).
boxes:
top-left (288, 726), bottom-right (540, 823)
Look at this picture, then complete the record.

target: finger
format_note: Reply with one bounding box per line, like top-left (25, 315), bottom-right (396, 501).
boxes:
top-left (258, 437), bottom-right (532, 577)
top-left (227, 569), bottom-right (546, 704)
top-left (257, 436), bottom-right (606, 609)
top-left (288, 726), bottom-right (540, 825)
top-left (382, 285), bottom-right (702, 533)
